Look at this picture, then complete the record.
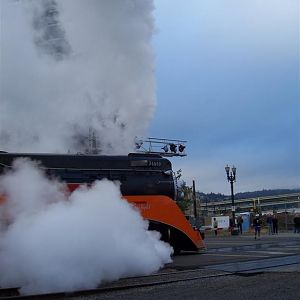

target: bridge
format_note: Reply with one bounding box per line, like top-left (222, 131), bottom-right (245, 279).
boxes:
top-left (199, 192), bottom-right (300, 215)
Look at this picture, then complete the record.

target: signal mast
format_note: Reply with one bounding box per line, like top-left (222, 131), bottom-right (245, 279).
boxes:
top-left (135, 137), bottom-right (187, 157)
top-left (82, 130), bottom-right (187, 157)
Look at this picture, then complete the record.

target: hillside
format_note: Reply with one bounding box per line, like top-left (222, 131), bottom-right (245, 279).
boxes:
top-left (198, 188), bottom-right (300, 202)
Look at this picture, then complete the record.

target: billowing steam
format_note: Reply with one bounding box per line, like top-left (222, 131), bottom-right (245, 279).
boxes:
top-left (0, 159), bottom-right (173, 294)
top-left (0, 0), bottom-right (156, 154)
top-left (0, 2), bottom-right (168, 294)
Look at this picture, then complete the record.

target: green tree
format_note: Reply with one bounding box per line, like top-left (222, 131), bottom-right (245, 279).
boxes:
top-left (175, 173), bottom-right (192, 213)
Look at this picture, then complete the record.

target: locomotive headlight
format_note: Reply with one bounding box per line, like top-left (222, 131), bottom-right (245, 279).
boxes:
top-left (163, 170), bottom-right (173, 176)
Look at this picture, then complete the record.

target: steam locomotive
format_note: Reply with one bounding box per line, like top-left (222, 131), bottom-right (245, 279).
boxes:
top-left (0, 152), bottom-right (205, 253)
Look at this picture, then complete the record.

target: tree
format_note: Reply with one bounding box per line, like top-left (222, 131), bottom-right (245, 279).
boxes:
top-left (174, 170), bottom-right (192, 213)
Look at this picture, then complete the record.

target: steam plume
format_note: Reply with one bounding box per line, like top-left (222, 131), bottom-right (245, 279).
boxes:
top-left (0, 0), bottom-right (156, 154)
top-left (0, 159), bottom-right (173, 294)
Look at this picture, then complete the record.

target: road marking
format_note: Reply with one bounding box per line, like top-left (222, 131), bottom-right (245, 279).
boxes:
top-left (206, 241), bottom-right (248, 244)
top-left (203, 253), bottom-right (269, 258)
top-left (205, 254), bottom-right (300, 273)
top-left (246, 251), bottom-right (294, 255)
top-left (285, 246), bottom-right (300, 249)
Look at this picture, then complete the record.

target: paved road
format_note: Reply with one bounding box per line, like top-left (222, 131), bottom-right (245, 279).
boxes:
top-left (168, 232), bottom-right (300, 271)
top-left (75, 233), bottom-right (300, 300)
top-left (84, 272), bottom-right (300, 300)
top-left (69, 233), bottom-right (300, 300)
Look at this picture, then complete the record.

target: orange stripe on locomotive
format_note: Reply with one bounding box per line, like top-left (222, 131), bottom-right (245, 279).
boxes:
top-left (125, 195), bottom-right (205, 252)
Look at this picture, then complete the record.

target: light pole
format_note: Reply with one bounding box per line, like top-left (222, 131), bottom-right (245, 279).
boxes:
top-left (225, 165), bottom-right (237, 230)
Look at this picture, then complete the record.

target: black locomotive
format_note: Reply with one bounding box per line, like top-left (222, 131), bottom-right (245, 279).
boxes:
top-left (0, 152), bottom-right (176, 199)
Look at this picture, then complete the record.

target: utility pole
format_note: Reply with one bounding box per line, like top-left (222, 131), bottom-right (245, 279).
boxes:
top-left (192, 180), bottom-right (197, 219)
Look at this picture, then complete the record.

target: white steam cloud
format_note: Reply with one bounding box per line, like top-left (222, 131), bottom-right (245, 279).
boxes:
top-left (0, 0), bottom-right (156, 153)
top-left (0, 158), bottom-right (173, 295)
top-left (0, 1), bottom-right (170, 295)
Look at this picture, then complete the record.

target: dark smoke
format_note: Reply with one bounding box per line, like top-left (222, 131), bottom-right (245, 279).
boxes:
top-left (32, 0), bottom-right (71, 60)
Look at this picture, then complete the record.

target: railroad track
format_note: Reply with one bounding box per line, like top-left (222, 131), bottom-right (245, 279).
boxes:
top-left (0, 269), bottom-right (230, 299)
top-left (1, 255), bottom-right (300, 300)
top-left (0, 288), bottom-right (19, 298)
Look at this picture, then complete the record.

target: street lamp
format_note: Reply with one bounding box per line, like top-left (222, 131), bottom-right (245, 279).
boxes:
top-left (225, 165), bottom-right (237, 231)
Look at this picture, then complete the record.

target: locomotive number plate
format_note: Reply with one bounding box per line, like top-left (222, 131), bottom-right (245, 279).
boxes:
top-left (148, 161), bottom-right (162, 167)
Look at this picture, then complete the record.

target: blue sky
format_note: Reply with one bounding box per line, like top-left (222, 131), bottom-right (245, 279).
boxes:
top-left (150, 0), bottom-right (300, 194)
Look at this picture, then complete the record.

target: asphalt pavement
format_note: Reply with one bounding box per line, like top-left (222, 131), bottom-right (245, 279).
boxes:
top-left (167, 231), bottom-right (300, 270)
top-left (71, 232), bottom-right (300, 300)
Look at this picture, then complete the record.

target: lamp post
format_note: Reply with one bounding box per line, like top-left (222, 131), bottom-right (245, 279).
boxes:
top-left (225, 165), bottom-right (237, 231)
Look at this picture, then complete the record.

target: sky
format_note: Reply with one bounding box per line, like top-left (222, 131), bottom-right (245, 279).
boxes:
top-left (150, 0), bottom-right (300, 194)
top-left (0, 0), bottom-right (299, 195)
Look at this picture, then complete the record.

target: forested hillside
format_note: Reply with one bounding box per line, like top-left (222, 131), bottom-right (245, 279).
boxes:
top-left (198, 189), bottom-right (300, 202)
